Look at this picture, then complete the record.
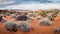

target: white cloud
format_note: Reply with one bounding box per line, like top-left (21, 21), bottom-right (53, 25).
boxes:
top-left (0, 0), bottom-right (15, 4)
top-left (3, 3), bottom-right (60, 10)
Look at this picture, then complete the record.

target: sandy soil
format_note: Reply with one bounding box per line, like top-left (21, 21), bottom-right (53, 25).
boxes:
top-left (0, 16), bottom-right (60, 34)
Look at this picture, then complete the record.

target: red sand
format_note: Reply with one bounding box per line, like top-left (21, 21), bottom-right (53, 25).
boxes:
top-left (0, 16), bottom-right (60, 34)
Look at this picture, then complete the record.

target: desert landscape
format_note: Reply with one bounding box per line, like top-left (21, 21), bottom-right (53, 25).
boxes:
top-left (0, 9), bottom-right (60, 34)
top-left (0, 0), bottom-right (60, 34)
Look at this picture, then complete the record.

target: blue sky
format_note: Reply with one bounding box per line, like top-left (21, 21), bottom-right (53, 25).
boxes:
top-left (0, 0), bottom-right (60, 10)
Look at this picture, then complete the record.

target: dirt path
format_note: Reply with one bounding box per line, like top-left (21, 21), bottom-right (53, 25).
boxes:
top-left (0, 16), bottom-right (60, 34)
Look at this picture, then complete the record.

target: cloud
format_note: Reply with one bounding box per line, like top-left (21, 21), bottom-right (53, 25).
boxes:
top-left (46, 0), bottom-right (60, 2)
top-left (1, 3), bottom-right (60, 10)
top-left (0, 0), bottom-right (15, 4)
top-left (0, 0), bottom-right (60, 7)
top-left (0, 0), bottom-right (60, 10)
top-left (0, 0), bottom-right (60, 5)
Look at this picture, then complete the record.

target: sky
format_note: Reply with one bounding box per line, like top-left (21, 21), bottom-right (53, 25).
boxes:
top-left (0, 0), bottom-right (60, 10)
